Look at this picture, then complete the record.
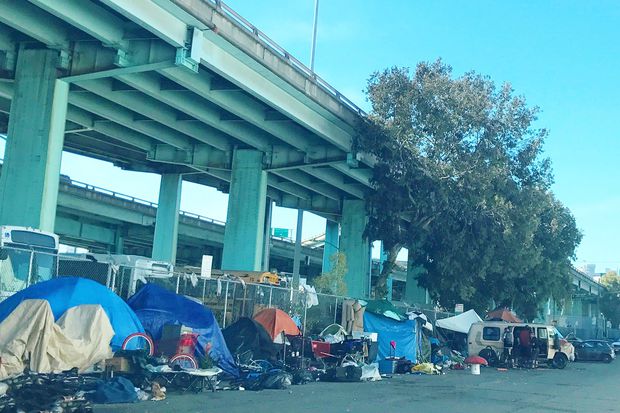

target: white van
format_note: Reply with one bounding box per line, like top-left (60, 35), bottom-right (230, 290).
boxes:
top-left (468, 321), bottom-right (575, 369)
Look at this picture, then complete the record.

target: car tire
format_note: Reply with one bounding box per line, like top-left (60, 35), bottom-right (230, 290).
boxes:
top-left (552, 353), bottom-right (568, 369)
top-left (602, 354), bottom-right (613, 363)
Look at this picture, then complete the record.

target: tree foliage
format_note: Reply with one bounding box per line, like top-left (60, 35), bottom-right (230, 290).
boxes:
top-left (600, 271), bottom-right (620, 327)
top-left (313, 252), bottom-right (348, 295)
top-left (356, 60), bottom-right (581, 317)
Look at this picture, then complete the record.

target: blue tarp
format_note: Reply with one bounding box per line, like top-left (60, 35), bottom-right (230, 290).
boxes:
top-left (363, 312), bottom-right (418, 363)
top-left (0, 277), bottom-right (144, 350)
top-left (127, 283), bottom-right (238, 377)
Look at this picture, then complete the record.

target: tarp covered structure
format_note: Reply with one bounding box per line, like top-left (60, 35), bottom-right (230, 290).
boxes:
top-left (436, 310), bottom-right (483, 334)
top-left (363, 312), bottom-right (418, 363)
top-left (222, 317), bottom-right (279, 363)
top-left (253, 308), bottom-right (300, 340)
top-left (127, 283), bottom-right (238, 377)
top-left (486, 308), bottom-right (522, 323)
top-left (0, 299), bottom-right (114, 379)
top-left (0, 277), bottom-right (144, 350)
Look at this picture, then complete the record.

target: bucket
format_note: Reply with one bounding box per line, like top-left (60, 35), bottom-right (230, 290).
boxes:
top-left (470, 364), bottom-right (480, 375)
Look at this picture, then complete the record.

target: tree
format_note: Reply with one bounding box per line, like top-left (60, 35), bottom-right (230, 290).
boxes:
top-left (356, 60), bottom-right (581, 314)
top-left (600, 271), bottom-right (620, 327)
top-left (313, 252), bottom-right (348, 295)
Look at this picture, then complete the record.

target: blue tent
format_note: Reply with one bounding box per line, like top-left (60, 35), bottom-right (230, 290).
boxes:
top-left (0, 277), bottom-right (144, 350)
top-left (363, 312), bottom-right (418, 363)
top-left (127, 283), bottom-right (238, 377)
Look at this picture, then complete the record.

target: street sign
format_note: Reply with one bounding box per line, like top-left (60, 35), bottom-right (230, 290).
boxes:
top-left (273, 228), bottom-right (289, 238)
top-left (455, 303), bottom-right (464, 313)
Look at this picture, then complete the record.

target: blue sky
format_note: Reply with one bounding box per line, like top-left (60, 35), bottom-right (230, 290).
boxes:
top-left (1, 0), bottom-right (618, 270)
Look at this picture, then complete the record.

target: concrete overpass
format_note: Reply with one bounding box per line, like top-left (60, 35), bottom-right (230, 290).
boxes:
top-left (0, 0), bottom-right (391, 297)
top-left (0, 161), bottom-right (323, 274)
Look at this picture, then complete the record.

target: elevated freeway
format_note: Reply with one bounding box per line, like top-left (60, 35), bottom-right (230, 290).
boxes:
top-left (0, 162), bottom-right (323, 274)
top-left (0, 0), bottom-right (379, 296)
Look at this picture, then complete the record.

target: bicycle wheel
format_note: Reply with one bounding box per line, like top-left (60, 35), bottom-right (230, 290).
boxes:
top-left (169, 353), bottom-right (198, 370)
top-left (121, 332), bottom-right (155, 355)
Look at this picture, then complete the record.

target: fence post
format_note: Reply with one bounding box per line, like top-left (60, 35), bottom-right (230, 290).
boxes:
top-left (222, 280), bottom-right (230, 328)
top-left (201, 277), bottom-right (206, 302)
top-left (175, 274), bottom-right (180, 294)
top-left (268, 286), bottom-right (273, 308)
top-left (26, 250), bottom-right (34, 288)
top-left (333, 297), bottom-right (338, 324)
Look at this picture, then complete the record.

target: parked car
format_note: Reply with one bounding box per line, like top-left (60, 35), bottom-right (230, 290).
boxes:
top-left (609, 341), bottom-right (620, 354)
top-left (573, 340), bottom-right (615, 362)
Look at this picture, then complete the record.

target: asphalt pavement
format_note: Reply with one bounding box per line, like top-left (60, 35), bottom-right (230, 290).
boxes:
top-left (94, 361), bottom-right (620, 413)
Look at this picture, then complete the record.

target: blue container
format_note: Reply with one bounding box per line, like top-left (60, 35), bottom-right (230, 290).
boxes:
top-left (378, 359), bottom-right (397, 374)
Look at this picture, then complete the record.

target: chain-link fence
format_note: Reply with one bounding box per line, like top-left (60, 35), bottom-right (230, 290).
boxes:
top-left (0, 246), bottom-right (461, 336)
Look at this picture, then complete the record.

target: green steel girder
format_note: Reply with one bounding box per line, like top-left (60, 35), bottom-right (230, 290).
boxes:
top-left (159, 67), bottom-right (319, 151)
top-left (272, 170), bottom-right (342, 201)
top-left (75, 77), bottom-right (232, 151)
top-left (28, 0), bottom-right (127, 49)
top-left (147, 143), bottom-right (231, 170)
top-left (300, 165), bottom-right (366, 199)
top-left (195, 32), bottom-right (353, 150)
top-left (0, 0), bottom-right (70, 50)
top-left (99, 0), bottom-right (187, 48)
top-left (115, 71), bottom-right (272, 151)
top-left (0, 26), bottom-right (16, 72)
top-left (0, 80), bottom-right (155, 154)
top-left (279, 194), bottom-right (340, 216)
top-left (68, 91), bottom-right (193, 149)
top-left (64, 40), bottom-right (177, 82)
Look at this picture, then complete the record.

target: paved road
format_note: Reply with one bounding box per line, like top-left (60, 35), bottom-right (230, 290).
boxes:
top-left (95, 361), bottom-right (619, 413)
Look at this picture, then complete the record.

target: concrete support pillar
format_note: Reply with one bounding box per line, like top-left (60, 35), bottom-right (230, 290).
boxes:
top-left (292, 209), bottom-right (303, 289)
top-left (262, 199), bottom-right (273, 271)
top-left (405, 248), bottom-right (429, 305)
top-left (322, 219), bottom-right (340, 274)
top-left (340, 199), bottom-right (370, 298)
top-left (221, 149), bottom-right (267, 271)
top-left (114, 227), bottom-right (125, 254)
top-left (0, 49), bottom-right (69, 231)
top-left (152, 173), bottom-right (182, 263)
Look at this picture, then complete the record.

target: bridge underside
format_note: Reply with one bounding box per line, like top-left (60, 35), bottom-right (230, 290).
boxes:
top-left (0, 0), bottom-right (374, 294)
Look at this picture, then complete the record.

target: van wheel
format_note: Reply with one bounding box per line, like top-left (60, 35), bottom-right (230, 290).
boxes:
top-left (552, 353), bottom-right (568, 369)
top-left (602, 354), bottom-right (612, 363)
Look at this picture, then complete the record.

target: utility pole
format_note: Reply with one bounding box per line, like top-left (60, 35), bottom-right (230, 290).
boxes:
top-left (310, 0), bottom-right (319, 71)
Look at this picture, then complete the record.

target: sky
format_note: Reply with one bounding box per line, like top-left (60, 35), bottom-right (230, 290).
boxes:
top-left (1, 0), bottom-right (618, 271)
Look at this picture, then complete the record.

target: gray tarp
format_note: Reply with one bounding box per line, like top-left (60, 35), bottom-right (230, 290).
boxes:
top-left (0, 299), bottom-right (114, 379)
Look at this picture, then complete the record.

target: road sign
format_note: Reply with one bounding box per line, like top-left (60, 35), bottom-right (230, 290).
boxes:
top-left (273, 228), bottom-right (289, 238)
top-left (455, 303), bottom-right (464, 313)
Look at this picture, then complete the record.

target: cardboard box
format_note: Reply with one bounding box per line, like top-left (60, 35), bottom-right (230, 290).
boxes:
top-left (105, 357), bottom-right (133, 373)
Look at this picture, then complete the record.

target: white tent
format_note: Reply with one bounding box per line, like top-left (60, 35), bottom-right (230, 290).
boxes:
top-left (435, 309), bottom-right (482, 334)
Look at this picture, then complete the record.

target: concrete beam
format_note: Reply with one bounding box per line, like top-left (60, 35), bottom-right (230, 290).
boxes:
top-left (147, 144), bottom-right (231, 170)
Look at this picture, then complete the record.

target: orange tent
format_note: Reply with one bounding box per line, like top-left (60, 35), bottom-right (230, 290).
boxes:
top-left (485, 308), bottom-right (522, 323)
top-left (253, 308), bottom-right (300, 340)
